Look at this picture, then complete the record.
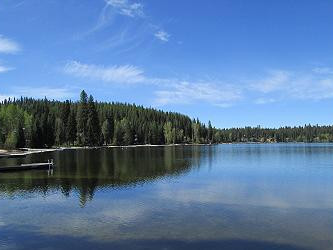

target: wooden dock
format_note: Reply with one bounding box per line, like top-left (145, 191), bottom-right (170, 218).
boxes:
top-left (0, 160), bottom-right (54, 172)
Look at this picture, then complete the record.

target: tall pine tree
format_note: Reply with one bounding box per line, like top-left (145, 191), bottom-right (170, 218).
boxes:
top-left (77, 90), bottom-right (88, 146)
top-left (66, 108), bottom-right (77, 146)
top-left (86, 95), bottom-right (101, 146)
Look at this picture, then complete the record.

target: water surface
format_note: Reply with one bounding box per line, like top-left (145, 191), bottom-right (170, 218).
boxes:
top-left (0, 144), bottom-right (332, 250)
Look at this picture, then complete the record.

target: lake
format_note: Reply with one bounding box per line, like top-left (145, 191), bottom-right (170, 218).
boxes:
top-left (0, 144), bottom-right (332, 250)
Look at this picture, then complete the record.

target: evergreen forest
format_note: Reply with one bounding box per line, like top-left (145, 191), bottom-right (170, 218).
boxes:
top-left (0, 90), bottom-right (332, 149)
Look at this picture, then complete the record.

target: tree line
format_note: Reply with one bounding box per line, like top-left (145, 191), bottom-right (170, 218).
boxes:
top-left (0, 90), bottom-right (332, 149)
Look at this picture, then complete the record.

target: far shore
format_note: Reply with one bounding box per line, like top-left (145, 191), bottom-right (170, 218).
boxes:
top-left (0, 142), bottom-right (327, 158)
top-left (0, 144), bottom-right (213, 158)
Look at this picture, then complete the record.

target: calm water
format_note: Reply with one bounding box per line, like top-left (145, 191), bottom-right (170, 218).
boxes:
top-left (0, 144), bottom-right (332, 250)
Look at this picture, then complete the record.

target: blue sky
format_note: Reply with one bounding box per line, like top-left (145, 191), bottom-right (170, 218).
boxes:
top-left (0, 0), bottom-right (333, 128)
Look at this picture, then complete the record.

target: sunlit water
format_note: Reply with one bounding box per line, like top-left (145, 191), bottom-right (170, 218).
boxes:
top-left (0, 144), bottom-right (332, 250)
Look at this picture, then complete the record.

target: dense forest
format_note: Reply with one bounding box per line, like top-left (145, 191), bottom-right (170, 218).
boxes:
top-left (0, 90), bottom-right (332, 149)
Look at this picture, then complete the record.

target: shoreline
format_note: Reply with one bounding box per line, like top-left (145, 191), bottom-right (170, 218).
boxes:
top-left (0, 144), bottom-right (211, 158)
top-left (0, 142), bottom-right (330, 158)
top-left (0, 148), bottom-right (60, 158)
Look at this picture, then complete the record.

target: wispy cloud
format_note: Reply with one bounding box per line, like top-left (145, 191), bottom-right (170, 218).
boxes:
top-left (0, 65), bottom-right (13, 73)
top-left (254, 97), bottom-right (276, 105)
top-left (154, 81), bottom-right (242, 107)
top-left (154, 66), bottom-right (333, 107)
top-left (64, 61), bottom-right (145, 84)
top-left (154, 30), bottom-right (170, 42)
top-left (0, 35), bottom-right (20, 74)
top-left (251, 70), bottom-right (290, 93)
top-left (84, 0), bottom-right (171, 49)
top-left (312, 67), bottom-right (333, 75)
top-left (63, 59), bottom-right (333, 107)
top-left (250, 68), bottom-right (333, 102)
top-left (78, 0), bottom-right (145, 38)
top-left (0, 35), bottom-right (20, 54)
top-left (288, 77), bottom-right (333, 100)
top-left (63, 61), bottom-right (241, 106)
top-left (105, 0), bottom-right (144, 18)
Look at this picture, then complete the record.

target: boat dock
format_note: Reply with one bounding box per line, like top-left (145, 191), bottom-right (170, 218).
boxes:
top-left (0, 159), bottom-right (54, 172)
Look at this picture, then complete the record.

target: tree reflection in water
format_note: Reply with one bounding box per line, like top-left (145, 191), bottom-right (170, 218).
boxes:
top-left (0, 146), bottom-right (213, 206)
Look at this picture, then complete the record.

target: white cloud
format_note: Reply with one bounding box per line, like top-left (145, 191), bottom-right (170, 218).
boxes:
top-left (312, 67), bottom-right (333, 75)
top-left (0, 35), bottom-right (20, 73)
top-left (0, 35), bottom-right (20, 54)
top-left (288, 77), bottom-right (333, 100)
top-left (105, 0), bottom-right (144, 18)
top-left (80, 0), bottom-right (145, 38)
top-left (154, 30), bottom-right (170, 42)
top-left (91, 1), bottom-right (171, 47)
top-left (251, 70), bottom-right (290, 93)
top-left (154, 81), bottom-right (242, 107)
top-left (63, 60), bottom-right (241, 106)
top-left (251, 68), bottom-right (333, 102)
top-left (79, 0), bottom-right (172, 52)
top-left (0, 65), bottom-right (13, 73)
top-left (62, 59), bottom-right (333, 107)
top-left (64, 61), bottom-right (145, 84)
top-left (254, 98), bottom-right (276, 105)
top-left (63, 61), bottom-right (242, 107)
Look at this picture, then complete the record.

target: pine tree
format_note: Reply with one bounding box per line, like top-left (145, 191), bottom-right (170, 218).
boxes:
top-left (2, 90), bottom-right (331, 148)
top-left (61, 100), bottom-right (71, 129)
top-left (66, 109), bottom-right (77, 146)
top-left (31, 118), bottom-right (43, 148)
top-left (207, 120), bottom-right (213, 143)
top-left (16, 122), bottom-right (26, 148)
top-left (46, 113), bottom-right (55, 147)
top-left (122, 118), bottom-right (133, 145)
top-left (77, 90), bottom-right (88, 146)
top-left (55, 118), bottom-right (65, 146)
top-left (86, 95), bottom-right (101, 146)
top-left (150, 123), bottom-right (161, 145)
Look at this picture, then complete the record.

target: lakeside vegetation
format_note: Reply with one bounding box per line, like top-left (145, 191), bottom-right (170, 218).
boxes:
top-left (0, 90), bottom-right (332, 149)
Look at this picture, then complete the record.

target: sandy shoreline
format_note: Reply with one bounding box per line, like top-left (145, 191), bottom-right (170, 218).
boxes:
top-left (0, 144), bottom-right (215, 158)
top-left (0, 148), bottom-right (60, 158)
top-left (0, 142), bottom-right (324, 158)
top-left (59, 143), bottom-right (214, 151)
